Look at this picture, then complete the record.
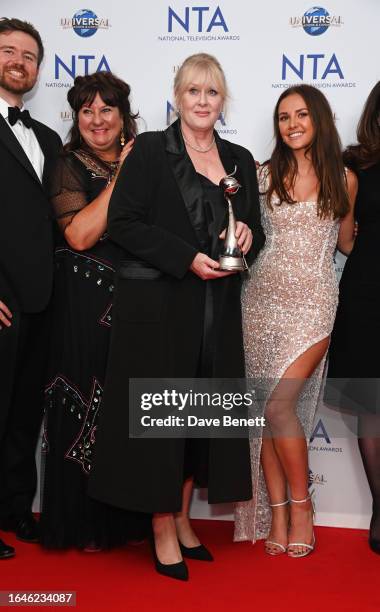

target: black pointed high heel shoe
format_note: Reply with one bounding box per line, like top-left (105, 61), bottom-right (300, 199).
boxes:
top-left (150, 539), bottom-right (189, 581)
top-left (0, 538), bottom-right (15, 559)
top-left (369, 538), bottom-right (380, 554)
top-left (179, 542), bottom-right (213, 561)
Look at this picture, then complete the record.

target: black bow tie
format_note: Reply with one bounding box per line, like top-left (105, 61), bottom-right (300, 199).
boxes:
top-left (8, 106), bottom-right (32, 128)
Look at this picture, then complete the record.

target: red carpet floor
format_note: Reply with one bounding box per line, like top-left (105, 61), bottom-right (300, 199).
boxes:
top-left (1, 520), bottom-right (379, 611)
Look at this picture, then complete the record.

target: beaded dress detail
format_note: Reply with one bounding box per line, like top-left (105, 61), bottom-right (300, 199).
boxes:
top-left (234, 166), bottom-right (340, 542)
top-left (41, 150), bottom-right (149, 548)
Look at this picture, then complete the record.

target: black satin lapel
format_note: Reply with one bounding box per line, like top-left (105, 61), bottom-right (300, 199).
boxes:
top-left (213, 131), bottom-right (234, 235)
top-left (0, 115), bottom-right (41, 185)
top-left (165, 121), bottom-right (209, 250)
top-left (215, 134), bottom-right (246, 229)
top-left (206, 200), bottom-right (225, 261)
top-left (215, 133), bottom-right (236, 177)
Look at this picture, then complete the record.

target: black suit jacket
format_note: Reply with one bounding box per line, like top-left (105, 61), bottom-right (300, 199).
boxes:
top-left (0, 114), bottom-right (62, 313)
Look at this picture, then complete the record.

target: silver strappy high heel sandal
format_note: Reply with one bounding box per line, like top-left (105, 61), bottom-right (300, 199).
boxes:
top-left (265, 500), bottom-right (289, 556)
top-left (287, 494), bottom-right (315, 558)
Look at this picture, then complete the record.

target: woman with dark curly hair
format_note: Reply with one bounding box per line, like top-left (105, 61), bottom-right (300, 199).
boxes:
top-left (40, 71), bottom-right (149, 550)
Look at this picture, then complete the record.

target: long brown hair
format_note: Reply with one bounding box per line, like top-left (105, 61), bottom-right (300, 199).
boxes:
top-left (65, 71), bottom-right (138, 152)
top-left (267, 84), bottom-right (349, 219)
top-left (344, 81), bottom-right (380, 170)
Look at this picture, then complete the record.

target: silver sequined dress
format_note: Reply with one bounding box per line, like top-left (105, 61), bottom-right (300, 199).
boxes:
top-left (234, 166), bottom-right (340, 542)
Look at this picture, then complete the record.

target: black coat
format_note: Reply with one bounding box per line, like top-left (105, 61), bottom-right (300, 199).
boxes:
top-left (0, 115), bottom-right (62, 313)
top-left (88, 120), bottom-right (265, 513)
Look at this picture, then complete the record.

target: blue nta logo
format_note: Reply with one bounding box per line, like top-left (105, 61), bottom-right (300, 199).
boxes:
top-left (166, 101), bottom-right (177, 126)
top-left (282, 53), bottom-right (344, 80)
top-left (55, 55), bottom-right (111, 79)
top-left (310, 419), bottom-right (331, 444)
top-left (168, 6), bottom-right (228, 33)
top-left (303, 6), bottom-right (330, 36)
top-left (72, 9), bottom-right (99, 37)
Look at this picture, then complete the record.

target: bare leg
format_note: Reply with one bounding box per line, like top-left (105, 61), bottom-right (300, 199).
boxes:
top-left (261, 435), bottom-right (288, 553)
top-left (153, 476), bottom-right (203, 564)
top-left (174, 477), bottom-right (201, 548)
top-left (152, 513), bottom-right (182, 564)
top-left (262, 337), bottom-right (329, 555)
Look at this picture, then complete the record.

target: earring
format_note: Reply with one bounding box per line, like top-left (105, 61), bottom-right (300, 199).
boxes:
top-left (120, 128), bottom-right (125, 147)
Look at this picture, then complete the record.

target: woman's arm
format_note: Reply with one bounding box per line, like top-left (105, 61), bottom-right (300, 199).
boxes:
top-left (62, 140), bottom-right (134, 251)
top-left (337, 169), bottom-right (358, 256)
top-left (108, 135), bottom-right (199, 279)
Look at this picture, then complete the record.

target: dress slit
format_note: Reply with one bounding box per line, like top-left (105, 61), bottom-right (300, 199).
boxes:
top-left (271, 333), bottom-right (330, 386)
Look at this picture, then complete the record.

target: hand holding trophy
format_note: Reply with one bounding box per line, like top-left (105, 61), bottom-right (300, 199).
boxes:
top-left (219, 167), bottom-right (248, 271)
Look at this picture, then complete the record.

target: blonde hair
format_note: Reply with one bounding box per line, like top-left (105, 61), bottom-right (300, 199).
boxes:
top-left (174, 53), bottom-right (228, 109)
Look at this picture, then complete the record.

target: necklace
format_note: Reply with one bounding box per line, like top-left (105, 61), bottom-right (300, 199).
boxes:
top-left (182, 133), bottom-right (215, 153)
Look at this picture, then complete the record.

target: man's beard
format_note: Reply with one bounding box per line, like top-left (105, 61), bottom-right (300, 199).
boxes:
top-left (0, 68), bottom-right (36, 96)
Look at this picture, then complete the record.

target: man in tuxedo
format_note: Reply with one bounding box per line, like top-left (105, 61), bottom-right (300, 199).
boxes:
top-left (0, 18), bottom-right (61, 558)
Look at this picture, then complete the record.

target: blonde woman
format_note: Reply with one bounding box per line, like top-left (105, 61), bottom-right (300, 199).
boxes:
top-left (89, 53), bottom-right (264, 580)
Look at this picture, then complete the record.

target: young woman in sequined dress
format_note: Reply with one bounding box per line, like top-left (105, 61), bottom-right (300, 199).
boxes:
top-left (234, 85), bottom-right (357, 557)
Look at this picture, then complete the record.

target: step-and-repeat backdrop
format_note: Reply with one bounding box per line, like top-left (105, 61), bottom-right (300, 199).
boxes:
top-left (3, 0), bottom-right (379, 529)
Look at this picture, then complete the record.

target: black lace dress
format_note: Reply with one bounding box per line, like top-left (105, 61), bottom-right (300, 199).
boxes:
top-left (40, 150), bottom-right (149, 548)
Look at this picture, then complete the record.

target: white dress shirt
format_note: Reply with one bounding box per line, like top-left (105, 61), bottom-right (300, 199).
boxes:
top-left (0, 95), bottom-right (44, 182)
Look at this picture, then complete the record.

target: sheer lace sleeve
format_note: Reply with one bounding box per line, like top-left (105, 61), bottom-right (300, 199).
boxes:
top-left (50, 155), bottom-right (88, 231)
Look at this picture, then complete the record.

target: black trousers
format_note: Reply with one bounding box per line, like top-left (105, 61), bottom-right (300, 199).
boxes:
top-left (0, 308), bottom-right (50, 520)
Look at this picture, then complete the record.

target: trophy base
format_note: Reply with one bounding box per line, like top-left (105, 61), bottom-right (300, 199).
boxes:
top-left (219, 255), bottom-right (248, 272)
